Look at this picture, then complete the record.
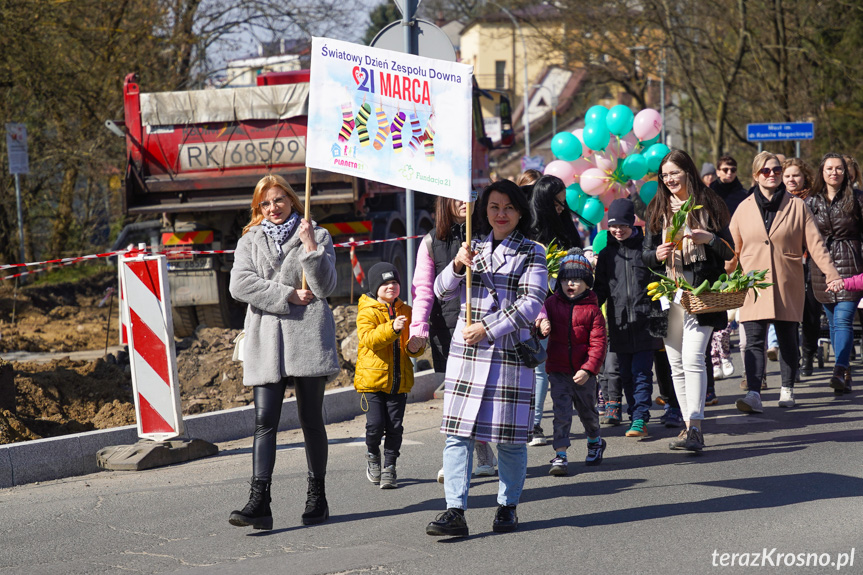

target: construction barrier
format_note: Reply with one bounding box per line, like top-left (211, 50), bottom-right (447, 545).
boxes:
top-left (118, 247), bottom-right (184, 441)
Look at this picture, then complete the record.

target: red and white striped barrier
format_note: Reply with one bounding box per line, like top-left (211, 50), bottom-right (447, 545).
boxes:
top-left (119, 248), bottom-right (184, 441)
top-left (349, 238), bottom-right (365, 286)
top-left (0, 234), bottom-right (425, 280)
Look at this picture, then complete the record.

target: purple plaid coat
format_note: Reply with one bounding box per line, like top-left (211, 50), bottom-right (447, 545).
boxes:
top-left (434, 230), bottom-right (547, 444)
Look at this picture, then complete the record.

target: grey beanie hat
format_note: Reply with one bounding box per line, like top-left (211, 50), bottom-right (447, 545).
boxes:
top-left (701, 162), bottom-right (717, 177)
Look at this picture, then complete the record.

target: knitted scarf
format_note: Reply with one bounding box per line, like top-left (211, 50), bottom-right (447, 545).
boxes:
top-left (663, 193), bottom-right (706, 279)
top-left (261, 212), bottom-right (300, 257)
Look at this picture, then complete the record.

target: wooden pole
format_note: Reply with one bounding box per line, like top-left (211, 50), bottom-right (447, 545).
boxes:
top-left (302, 166), bottom-right (311, 290)
top-left (465, 201), bottom-right (473, 327)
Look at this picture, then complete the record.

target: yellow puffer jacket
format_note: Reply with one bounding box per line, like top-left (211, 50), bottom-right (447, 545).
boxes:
top-left (354, 294), bottom-right (426, 394)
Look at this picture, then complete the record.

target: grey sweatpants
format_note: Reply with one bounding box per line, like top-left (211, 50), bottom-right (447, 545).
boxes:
top-left (548, 371), bottom-right (601, 450)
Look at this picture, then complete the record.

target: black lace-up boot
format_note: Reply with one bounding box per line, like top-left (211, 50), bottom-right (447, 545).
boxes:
top-left (301, 473), bottom-right (329, 525)
top-left (229, 478), bottom-right (272, 530)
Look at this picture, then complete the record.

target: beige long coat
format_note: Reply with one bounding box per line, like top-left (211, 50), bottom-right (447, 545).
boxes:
top-left (730, 192), bottom-right (840, 322)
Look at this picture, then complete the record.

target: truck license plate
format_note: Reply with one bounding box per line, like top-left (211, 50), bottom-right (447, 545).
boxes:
top-left (179, 136), bottom-right (305, 170)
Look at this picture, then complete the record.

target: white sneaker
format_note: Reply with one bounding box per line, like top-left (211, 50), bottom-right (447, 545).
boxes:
top-left (721, 359), bottom-right (735, 378)
top-left (713, 365), bottom-right (723, 380)
top-left (735, 391), bottom-right (764, 414)
top-left (436, 468), bottom-right (444, 483)
top-left (778, 386), bottom-right (796, 408)
top-left (473, 442), bottom-right (497, 476)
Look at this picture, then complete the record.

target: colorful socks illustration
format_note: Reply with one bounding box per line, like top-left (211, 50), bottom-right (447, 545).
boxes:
top-left (390, 112), bottom-right (406, 153)
top-left (356, 103), bottom-right (372, 147)
top-left (423, 116), bottom-right (435, 160)
top-left (372, 107), bottom-right (390, 150)
top-left (407, 113), bottom-right (424, 156)
top-left (338, 102), bottom-right (355, 142)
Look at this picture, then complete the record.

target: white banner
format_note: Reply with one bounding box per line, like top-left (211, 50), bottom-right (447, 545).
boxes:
top-left (306, 37), bottom-right (473, 202)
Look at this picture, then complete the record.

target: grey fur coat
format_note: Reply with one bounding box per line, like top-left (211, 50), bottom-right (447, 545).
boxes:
top-left (229, 224), bottom-right (340, 385)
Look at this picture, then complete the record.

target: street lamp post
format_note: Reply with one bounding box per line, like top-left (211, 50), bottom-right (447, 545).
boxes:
top-left (628, 44), bottom-right (666, 143)
top-left (533, 84), bottom-right (557, 135)
top-left (489, 1), bottom-right (530, 157)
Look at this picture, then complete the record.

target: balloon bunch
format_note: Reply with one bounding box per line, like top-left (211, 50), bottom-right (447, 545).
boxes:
top-left (543, 104), bottom-right (667, 252)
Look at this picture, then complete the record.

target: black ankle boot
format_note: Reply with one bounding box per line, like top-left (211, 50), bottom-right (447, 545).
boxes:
top-left (830, 365), bottom-right (848, 394)
top-left (801, 354), bottom-right (813, 377)
top-left (302, 473), bottom-right (329, 525)
top-left (229, 478), bottom-right (272, 530)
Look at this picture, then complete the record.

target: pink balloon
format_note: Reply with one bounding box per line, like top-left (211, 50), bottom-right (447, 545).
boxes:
top-left (619, 133), bottom-right (638, 157)
top-left (594, 152), bottom-right (617, 174)
top-left (633, 108), bottom-right (663, 141)
top-left (571, 128), bottom-right (593, 155)
top-left (580, 168), bottom-right (610, 196)
top-left (598, 212), bottom-right (609, 230)
top-left (571, 157), bottom-right (593, 176)
top-left (634, 215), bottom-right (646, 228)
top-left (544, 159), bottom-right (576, 187)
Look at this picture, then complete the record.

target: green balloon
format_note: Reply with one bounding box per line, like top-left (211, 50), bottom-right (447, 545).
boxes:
top-left (580, 196), bottom-right (605, 225)
top-left (639, 134), bottom-right (660, 147)
top-left (592, 230), bottom-right (609, 253)
top-left (622, 153), bottom-right (649, 180)
top-left (645, 143), bottom-right (671, 173)
top-left (566, 183), bottom-right (585, 212)
top-left (606, 105), bottom-right (635, 137)
top-left (640, 180), bottom-right (659, 204)
top-left (585, 105), bottom-right (608, 126)
top-left (583, 123), bottom-right (611, 151)
top-left (551, 132), bottom-right (583, 161)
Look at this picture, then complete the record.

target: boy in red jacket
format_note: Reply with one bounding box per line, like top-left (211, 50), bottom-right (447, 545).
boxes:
top-left (537, 248), bottom-right (607, 476)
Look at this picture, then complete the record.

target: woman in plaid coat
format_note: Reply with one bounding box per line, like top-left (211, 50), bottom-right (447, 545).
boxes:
top-left (425, 180), bottom-right (548, 538)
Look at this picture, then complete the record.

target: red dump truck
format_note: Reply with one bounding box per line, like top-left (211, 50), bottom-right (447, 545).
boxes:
top-left (121, 69), bottom-right (512, 336)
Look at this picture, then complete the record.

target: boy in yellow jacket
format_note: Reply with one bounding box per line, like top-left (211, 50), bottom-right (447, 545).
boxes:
top-left (355, 263), bottom-right (426, 489)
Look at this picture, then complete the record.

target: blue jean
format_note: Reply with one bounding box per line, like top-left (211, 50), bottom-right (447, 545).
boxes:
top-left (823, 300), bottom-right (859, 368)
top-left (768, 323), bottom-right (778, 349)
top-left (442, 435), bottom-right (527, 510)
top-left (608, 350), bottom-right (654, 422)
top-left (532, 337), bottom-right (549, 428)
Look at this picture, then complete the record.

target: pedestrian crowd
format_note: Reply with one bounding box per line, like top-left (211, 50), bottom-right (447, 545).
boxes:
top-left (224, 148), bottom-right (860, 536)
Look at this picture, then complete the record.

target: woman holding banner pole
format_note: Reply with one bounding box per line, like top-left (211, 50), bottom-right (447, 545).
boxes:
top-left (425, 180), bottom-right (547, 538)
top-left (228, 173), bottom-right (340, 530)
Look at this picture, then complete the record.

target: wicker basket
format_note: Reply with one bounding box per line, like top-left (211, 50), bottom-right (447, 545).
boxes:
top-left (680, 290), bottom-right (748, 315)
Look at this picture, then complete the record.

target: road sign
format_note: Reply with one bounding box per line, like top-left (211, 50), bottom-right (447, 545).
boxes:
top-left (746, 122), bottom-right (814, 142)
top-left (5, 123), bottom-right (29, 175)
top-left (393, 0), bottom-right (421, 17)
top-left (370, 18), bottom-right (456, 62)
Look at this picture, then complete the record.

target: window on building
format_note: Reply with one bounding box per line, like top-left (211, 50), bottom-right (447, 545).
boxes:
top-left (495, 60), bottom-right (506, 89)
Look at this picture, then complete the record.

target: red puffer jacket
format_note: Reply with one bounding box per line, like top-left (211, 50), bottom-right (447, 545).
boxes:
top-left (542, 290), bottom-right (607, 375)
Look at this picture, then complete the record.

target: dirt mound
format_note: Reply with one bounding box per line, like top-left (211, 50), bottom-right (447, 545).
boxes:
top-left (0, 271), bottom-right (366, 445)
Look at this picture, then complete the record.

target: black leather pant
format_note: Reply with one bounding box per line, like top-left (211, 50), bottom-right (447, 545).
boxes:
top-left (252, 376), bottom-right (328, 481)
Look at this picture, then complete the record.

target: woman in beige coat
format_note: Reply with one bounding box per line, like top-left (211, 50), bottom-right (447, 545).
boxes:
top-left (729, 152), bottom-right (841, 413)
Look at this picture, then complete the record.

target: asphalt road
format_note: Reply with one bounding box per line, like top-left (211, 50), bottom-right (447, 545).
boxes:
top-left (1, 353), bottom-right (861, 575)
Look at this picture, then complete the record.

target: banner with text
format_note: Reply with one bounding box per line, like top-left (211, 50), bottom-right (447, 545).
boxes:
top-left (307, 37), bottom-right (473, 202)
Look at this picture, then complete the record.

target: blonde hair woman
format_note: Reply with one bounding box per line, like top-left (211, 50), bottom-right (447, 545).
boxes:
top-left (228, 174), bottom-right (339, 530)
top-left (730, 153), bottom-right (839, 413)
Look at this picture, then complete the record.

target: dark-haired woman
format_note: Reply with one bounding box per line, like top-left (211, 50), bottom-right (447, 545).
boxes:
top-left (782, 158), bottom-right (822, 376)
top-left (526, 174), bottom-right (583, 447)
top-left (228, 174), bottom-right (339, 530)
top-left (410, 197), bottom-right (497, 480)
top-left (806, 153), bottom-right (863, 394)
top-left (643, 150), bottom-right (734, 452)
top-left (426, 180), bottom-right (547, 538)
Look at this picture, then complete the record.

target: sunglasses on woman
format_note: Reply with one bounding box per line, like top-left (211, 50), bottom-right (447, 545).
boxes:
top-left (758, 166), bottom-right (783, 177)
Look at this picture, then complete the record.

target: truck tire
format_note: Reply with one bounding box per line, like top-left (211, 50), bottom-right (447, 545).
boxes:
top-left (172, 306), bottom-right (198, 338)
top-left (196, 271), bottom-right (244, 330)
top-left (385, 242), bottom-right (408, 295)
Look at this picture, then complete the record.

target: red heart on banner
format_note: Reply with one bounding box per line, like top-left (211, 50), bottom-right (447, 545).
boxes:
top-left (352, 66), bottom-right (365, 85)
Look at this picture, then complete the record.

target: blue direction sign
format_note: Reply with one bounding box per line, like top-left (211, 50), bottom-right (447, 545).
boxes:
top-left (747, 122), bottom-right (814, 142)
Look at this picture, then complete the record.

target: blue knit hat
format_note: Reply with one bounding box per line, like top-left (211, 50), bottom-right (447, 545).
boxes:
top-left (557, 248), bottom-right (593, 288)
